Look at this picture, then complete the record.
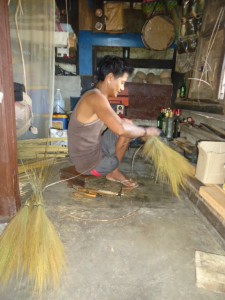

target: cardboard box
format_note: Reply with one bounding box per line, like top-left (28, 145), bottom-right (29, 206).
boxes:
top-left (49, 128), bottom-right (68, 147)
top-left (195, 141), bottom-right (225, 184)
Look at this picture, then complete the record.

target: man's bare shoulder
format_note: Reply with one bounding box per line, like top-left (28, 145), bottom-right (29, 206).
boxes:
top-left (85, 88), bottom-right (105, 98)
top-left (82, 88), bottom-right (108, 105)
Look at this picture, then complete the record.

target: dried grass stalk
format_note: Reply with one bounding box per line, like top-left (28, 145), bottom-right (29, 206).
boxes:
top-left (143, 137), bottom-right (194, 197)
top-left (18, 158), bottom-right (55, 174)
top-left (0, 158), bottom-right (65, 293)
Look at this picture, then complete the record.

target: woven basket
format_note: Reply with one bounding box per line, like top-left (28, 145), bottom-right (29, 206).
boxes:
top-left (142, 0), bottom-right (177, 18)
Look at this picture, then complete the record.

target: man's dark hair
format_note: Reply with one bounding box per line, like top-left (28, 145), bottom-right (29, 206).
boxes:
top-left (96, 55), bottom-right (134, 82)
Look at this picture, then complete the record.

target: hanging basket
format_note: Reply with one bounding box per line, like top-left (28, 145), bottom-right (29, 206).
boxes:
top-left (142, 15), bottom-right (175, 50)
top-left (142, 0), bottom-right (177, 18)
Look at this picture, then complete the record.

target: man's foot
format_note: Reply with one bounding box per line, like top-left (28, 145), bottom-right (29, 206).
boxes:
top-left (106, 169), bottom-right (139, 188)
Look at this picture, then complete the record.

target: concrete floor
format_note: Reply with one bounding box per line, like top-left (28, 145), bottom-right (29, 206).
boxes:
top-left (1, 149), bottom-right (225, 300)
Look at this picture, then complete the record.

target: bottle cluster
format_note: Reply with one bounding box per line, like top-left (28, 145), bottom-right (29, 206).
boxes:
top-left (157, 108), bottom-right (182, 140)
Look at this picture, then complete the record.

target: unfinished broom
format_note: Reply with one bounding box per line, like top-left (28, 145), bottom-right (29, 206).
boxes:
top-left (142, 137), bottom-right (195, 197)
top-left (0, 157), bottom-right (65, 294)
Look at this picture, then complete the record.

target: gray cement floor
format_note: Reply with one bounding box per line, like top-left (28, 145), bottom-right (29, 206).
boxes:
top-left (1, 149), bottom-right (225, 300)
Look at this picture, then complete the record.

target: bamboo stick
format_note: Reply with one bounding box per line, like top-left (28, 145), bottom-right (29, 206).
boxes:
top-left (18, 158), bottom-right (55, 174)
top-left (17, 137), bottom-right (67, 145)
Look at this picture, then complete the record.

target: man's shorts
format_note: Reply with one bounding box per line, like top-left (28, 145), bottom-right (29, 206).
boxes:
top-left (88, 129), bottom-right (119, 176)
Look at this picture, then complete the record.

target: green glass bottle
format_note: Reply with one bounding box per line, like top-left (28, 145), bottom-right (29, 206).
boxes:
top-left (173, 109), bottom-right (181, 138)
top-left (157, 108), bottom-right (165, 129)
top-left (179, 79), bottom-right (186, 99)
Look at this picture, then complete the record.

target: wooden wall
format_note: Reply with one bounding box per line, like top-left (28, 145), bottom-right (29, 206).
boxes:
top-left (79, 0), bottom-right (93, 30)
top-left (188, 0), bottom-right (225, 111)
top-left (126, 83), bottom-right (172, 119)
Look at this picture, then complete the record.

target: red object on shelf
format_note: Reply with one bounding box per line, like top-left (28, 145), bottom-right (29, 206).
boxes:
top-left (108, 87), bottom-right (129, 107)
top-left (108, 97), bottom-right (129, 106)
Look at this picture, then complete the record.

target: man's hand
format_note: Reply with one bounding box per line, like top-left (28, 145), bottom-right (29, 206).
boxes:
top-left (141, 127), bottom-right (161, 142)
top-left (146, 127), bottom-right (161, 137)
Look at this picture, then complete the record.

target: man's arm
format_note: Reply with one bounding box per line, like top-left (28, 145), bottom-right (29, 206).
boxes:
top-left (92, 92), bottom-right (160, 138)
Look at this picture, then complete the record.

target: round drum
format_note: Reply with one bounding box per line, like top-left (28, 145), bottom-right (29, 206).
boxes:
top-left (141, 15), bottom-right (175, 51)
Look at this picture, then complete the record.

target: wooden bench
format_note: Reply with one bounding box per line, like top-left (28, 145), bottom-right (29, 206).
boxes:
top-left (60, 165), bottom-right (97, 187)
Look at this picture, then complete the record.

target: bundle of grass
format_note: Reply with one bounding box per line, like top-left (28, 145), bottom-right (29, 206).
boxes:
top-left (25, 197), bottom-right (65, 293)
top-left (142, 137), bottom-right (195, 197)
top-left (0, 201), bottom-right (31, 286)
top-left (24, 161), bottom-right (65, 293)
top-left (0, 157), bottom-right (65, 294)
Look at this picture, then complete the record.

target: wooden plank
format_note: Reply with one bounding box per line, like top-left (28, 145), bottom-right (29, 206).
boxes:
top-left (195, 251), bottom-right (225, 294)
top-left (181, 125), bottom-right (224, 144)
top-left (199, 186), bottom-right (225, 219)
top-left (174, 100), bottom-right (224, 114)
top-left (215, 184), bottom-right (225, 194)
top-left (200, 123), bottom-right (225, 139)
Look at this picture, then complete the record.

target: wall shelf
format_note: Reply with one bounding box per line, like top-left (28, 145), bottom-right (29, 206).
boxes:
top-left (78, 30), bottom-right (176, 75)
top-left (120, 58), bottom-right (175, 69)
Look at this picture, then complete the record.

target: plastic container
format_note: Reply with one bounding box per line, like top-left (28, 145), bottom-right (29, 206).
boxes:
top-left (54, 89), bottom-right (65, 114)
top-left (52, 114), bottom-right (68, 129)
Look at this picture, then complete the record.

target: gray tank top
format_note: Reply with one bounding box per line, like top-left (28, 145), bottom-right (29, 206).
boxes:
top-left (68, 104), bottom-right (104, 174)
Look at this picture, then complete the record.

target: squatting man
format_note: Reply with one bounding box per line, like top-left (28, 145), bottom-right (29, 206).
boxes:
top-left (68, 55), bottom-right (161, 188)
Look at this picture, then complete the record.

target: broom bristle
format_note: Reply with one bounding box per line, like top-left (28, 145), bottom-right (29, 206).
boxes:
top-left (143, 137), bottom-right (194, 197)
top-left (0, 205), bottom-right (30, 285)
top-left (25, 205), bottom-right (65, 293)
top-left (0, 157), bottom-right (66, 293)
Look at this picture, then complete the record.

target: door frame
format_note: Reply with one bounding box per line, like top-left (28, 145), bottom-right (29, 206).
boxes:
top-left (0, 1), bottom-right (20, 221)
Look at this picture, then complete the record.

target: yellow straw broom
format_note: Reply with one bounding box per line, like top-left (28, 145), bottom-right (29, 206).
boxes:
top-left (0, 0), bottom-right (65, 291)
top-left (142, 137), bottom-right (195, 197)
top-left (0, 202), bottom-right (31, 286)
top-left (25, 197), bottom-right (65, 293)
top-left (0, 158), bottom-right (65, 293)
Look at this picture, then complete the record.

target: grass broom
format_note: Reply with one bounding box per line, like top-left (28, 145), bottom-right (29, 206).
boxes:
top-left (0, 201), bottom-right (31, 286)
top-left (0, 157), bottom-right (65, 294)
top-left (142, 137), bottom-right (195, 197)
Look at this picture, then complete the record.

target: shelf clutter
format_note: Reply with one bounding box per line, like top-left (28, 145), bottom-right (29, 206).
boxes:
top-left (55, 4), bottom-right (77, 76)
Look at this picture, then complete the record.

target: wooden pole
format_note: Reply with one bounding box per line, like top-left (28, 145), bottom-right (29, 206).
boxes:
top-left (0, 1), bottom-right (20, 221)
